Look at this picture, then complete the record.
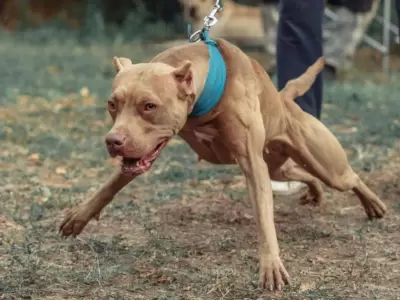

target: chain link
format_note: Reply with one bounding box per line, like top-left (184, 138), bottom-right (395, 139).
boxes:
top-left (188, 0), bottom-right (223, 43)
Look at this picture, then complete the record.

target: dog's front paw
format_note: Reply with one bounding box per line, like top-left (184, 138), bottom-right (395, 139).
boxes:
top-left (259, 254), bottom-right (290, 291)
top-left (59, 204), bottom-right (99, 238)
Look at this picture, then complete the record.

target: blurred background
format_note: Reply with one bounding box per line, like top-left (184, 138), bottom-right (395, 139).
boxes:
top-left (1, 0), bottom-right (400, 74)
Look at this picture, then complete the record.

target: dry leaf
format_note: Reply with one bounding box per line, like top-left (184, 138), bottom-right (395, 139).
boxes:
top-left (80, 87), bottom-right (90, 97)
top-left (53, 99), bottom-right (73, 113)
top-left (156, 275), bottom-right (176, 284)
top-left (323, 103), bottom-right (337, 110)
top-left (55, 166), bottom-right (67, 175)
top-left (4, 127), bottom-right (12, 134)
top-left (17, 95), bottom-right (31, 106)
top-left (40, 180), bottom-right (72, 188)
top-left (143, 269), bottom-right (157, 278)
top-left (0, 163), bottom-right (14, 170)
top-left (83, 97), bottom-right (95, 106)
top-left (321, 113), bottom-right (329, 119)
top-left (243, 213), bottom-right (253, 220)
top-left (298, 281), bottom-right (316, 292)
top-left (0, 216), bottom-right (23, 231)
top-left (334, 125), bottom-right (358, 134)
top-left (0, 108), bottom-right (17, 120)
top-left (46, 65), bottom-right (61, 74)
top-left (350, 115), bottom-right (360, 121)
top-left (36, 197), bottom-right (49, 204)
top-left (28, 153), bottom-right (40, 162)
top-left (93, 120), bottom-right (105, 126)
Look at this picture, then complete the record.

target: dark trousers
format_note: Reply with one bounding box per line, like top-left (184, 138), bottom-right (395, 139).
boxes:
top-left (276, 0), bottom-right (325, 119)
top-left (397, 0), bottom-right (400, 37)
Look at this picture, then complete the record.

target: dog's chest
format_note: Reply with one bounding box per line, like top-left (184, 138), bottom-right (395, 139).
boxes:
top-left (192, 125), bottom-right (218, 143)
top-left (193, 130), bottom-right (214, 143)
top-left (180, 124), bottom-right (236, 164)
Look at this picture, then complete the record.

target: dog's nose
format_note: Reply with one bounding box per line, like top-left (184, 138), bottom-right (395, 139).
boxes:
top-left (189, 6), bottom-right (197, 18)
top-left (105, 133), bottom-right (126, 151)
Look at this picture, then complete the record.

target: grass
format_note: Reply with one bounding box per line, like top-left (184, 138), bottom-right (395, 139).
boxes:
top-left (0, 29), bottom-right (400, 299)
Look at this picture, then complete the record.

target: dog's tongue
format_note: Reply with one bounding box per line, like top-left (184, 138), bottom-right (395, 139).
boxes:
top-left (122, 140), bottom-right (168, 176)
top-left (122, 157), bottom-right (152, 175)
top-left (121, 140), bottom-right (169, 176)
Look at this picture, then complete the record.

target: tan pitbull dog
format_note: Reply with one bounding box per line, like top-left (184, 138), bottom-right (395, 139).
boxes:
top-left (59, 39), bottom-right (387, 291)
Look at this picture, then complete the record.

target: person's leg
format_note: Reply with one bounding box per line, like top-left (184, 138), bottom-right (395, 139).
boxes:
top-left (396, 0), bottom-right (400, 37)
top-left (271, 0), bottom-right (325, 195)
top-left (276, 0), bottom-right (324, 119)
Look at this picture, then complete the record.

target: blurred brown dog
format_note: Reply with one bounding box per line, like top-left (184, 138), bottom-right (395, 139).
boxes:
top-left (59, 38), bottom-right (387, 291)
top-left (180, 0), bottom-right (269, 43)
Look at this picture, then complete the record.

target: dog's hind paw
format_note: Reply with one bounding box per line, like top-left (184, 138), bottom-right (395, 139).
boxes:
top-left (299, 189), bottom-right (322, 206)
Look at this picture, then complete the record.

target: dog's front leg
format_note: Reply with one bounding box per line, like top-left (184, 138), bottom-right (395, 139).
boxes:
top-left (228, 122), bottom-right (290, 291)
top-left (59, 170), bottom-right (133, 237)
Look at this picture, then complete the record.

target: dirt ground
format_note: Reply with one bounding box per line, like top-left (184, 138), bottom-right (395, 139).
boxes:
top-left (0, 36), bottom-right (400, 299)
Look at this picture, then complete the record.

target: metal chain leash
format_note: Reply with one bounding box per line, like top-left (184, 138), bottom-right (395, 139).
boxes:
top-left (188, 0), bottom-right (223, 43)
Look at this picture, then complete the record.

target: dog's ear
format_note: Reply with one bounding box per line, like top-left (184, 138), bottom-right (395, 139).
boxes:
top-left (173, 60), bottom-right (193, 94)
top-left (113, 56), bottom-right (133, 73)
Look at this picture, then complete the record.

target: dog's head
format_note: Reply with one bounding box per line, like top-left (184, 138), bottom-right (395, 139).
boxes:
top-left (105, 57), bottom-right (195, 176)
top-left (179, 0), bottom-right (221, 23)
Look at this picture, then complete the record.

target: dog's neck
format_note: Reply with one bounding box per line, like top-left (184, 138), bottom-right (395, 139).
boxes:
top-left (183, 57), bottom-right (221, 127)
top-left (192, 63), bottom-right (208, 103)
top-left (150, 40), bottom-right (226, 119)
top-left (188, 40), bottom-right (227, 118)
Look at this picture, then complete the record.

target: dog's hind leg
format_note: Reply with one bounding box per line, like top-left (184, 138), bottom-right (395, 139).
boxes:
top-left (278, 57), bottom-right (386, 219)
top-left (270, 157), bottom-right (324, 205)
top-left (265, 142), bottom-right (324, 205)
top-left (281, 117), bottom-right (386, 219)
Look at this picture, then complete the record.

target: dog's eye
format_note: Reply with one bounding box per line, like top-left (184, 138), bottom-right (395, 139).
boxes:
top-left (144, 103), bottom-right (157, 111)
top-left (108, 100), bottom-right (116, 111)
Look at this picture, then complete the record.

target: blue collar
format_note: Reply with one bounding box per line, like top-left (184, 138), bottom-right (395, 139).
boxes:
top-left (188, 31), bottom-right (227, 118)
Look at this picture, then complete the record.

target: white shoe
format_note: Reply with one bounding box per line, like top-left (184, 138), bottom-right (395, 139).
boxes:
top-left (271, 180), bottom-right (307, 196)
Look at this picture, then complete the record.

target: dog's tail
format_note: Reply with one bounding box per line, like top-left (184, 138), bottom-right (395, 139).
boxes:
top-left (280, 57), bottom-right (325, 102)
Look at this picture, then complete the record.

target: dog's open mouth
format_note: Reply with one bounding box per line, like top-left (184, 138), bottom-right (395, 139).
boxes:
top-left (120, 139), bottom-right (169, 176)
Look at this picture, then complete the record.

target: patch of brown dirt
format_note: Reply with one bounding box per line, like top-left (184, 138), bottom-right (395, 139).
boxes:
top-left (140, 154), bottom-right (400, 299)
